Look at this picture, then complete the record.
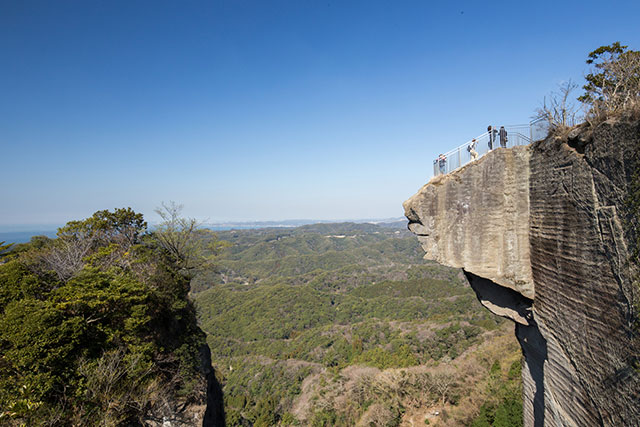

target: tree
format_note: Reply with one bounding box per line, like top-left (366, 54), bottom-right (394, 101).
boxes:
top-left (432, 368), bottom-right (457, 408)
top-left (0, 241), bottom-right (13, 260)
top-left (579, 42), bottom-right (640, 116)
top-left (151, 201), bottom-right (226, 273)
top-left (77, 348), bottom-right (157, 425)
top-left (38, 233), bottom-right (94, 281)
top-left (534, 80), bottom-right (582, 131)
top-left (57, 207), bottom-right (147, 248)
top-left (0, 208), bottom-right (211, 425)
top-left (35, 208), bottom-right (148, 281)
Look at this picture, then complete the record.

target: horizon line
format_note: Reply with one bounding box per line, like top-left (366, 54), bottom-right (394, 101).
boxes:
top-left (0, 217), bottom-right (407, 233)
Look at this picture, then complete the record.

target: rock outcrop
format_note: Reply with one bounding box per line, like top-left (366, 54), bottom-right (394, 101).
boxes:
top-left (404, 119), bottom-right (640, 426)
top-left (146, 332), bottom-right (225, 427)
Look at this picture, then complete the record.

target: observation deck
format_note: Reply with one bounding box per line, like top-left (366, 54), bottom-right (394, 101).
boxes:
top-left (433, 118), bottom-right (549, 177)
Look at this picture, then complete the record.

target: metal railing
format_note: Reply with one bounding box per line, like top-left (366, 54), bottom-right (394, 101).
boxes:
top-left (432, 119), bottom-right (549, 177)
top-left (529, 117), bottom-right (549, 142)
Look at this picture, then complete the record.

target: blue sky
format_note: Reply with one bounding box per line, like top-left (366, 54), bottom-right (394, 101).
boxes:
top-left (2, 0), bottom-right (639, 227)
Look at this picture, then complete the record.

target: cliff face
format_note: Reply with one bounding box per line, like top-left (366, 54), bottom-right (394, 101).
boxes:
top-left (147, 341), bottom-right (225, 427)
top-left (404, 119), bottom-right (640, 426)
top-left (405, 145), bottom-right (534, 324)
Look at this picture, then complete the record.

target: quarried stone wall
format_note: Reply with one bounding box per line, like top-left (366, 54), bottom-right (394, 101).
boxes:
top-left (404, 119), bottom-right (640, 426)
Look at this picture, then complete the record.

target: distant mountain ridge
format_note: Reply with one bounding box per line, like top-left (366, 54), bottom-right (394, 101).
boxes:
top-left (203, 217), bottom-right (407, 230)
top-left (1, 218), bottom-right (408, 244)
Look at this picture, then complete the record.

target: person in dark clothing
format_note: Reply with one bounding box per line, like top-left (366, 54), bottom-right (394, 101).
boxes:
top-left (499, 126), bottom-right (508, 148)
top-left (487, 125), bottom-right (497, 150)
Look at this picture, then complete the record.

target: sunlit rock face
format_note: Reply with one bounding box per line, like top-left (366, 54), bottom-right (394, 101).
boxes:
top-left (404, 120), bottom-right (640, 426)
top-left (404, 145), bottom-right (533, 300)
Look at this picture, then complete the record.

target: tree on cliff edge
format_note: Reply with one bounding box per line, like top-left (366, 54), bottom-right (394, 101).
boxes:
top-left (152, 201), bottom-right (227, 274)
top-left (579, 42), bottom-right (640, 117)
top-left (536, 42), bottom-right (640, 133)
top-left (0, 208), bottom-right (215, 425)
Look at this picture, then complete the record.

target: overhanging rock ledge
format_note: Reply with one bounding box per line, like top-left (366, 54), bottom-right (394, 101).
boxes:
top-left (404, 120), bottom-right (640, 426)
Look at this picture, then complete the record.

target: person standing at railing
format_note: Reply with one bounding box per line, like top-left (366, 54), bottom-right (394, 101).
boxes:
top-left (438, 154), bottom-right (447, 174)
top-left (468, 138), bottom-right (478, 160)
top-left (499, 126), bottom-right (508, 148)
top-left (487, 125), bottom-right (498, 150)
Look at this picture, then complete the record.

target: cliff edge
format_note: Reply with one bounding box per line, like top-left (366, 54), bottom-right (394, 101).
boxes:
top-left (404, 119), bottom-right (640, 426)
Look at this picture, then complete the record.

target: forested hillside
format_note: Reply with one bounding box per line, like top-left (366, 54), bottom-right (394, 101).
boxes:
top-left (194, 223), bottom-right (522, 426)
top-left (0, 208), bottom-right (220, 426)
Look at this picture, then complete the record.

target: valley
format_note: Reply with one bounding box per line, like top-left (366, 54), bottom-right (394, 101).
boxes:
top-left (193, 223), bottom-right (522, 426)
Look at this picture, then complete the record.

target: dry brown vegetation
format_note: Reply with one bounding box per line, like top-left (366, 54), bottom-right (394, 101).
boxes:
top-left (287, 324), bottom-right (520, 426)
top-left (537, 43), bottom-right (640, 136)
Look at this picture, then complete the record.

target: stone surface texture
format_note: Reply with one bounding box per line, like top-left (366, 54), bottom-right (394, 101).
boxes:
top-left (404, 119), bottom-right (640, 426)
top-left (404, 145), bottom-right (534, 300)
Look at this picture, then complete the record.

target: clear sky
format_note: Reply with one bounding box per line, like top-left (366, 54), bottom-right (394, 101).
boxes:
top-left (2, 0), bottom-right (639, 227)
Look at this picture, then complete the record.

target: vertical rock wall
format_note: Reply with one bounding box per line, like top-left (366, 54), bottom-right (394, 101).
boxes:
top-left (527, 120), bottom-right (639, 426)
top-left (403, 119), bottom-right (640, 426)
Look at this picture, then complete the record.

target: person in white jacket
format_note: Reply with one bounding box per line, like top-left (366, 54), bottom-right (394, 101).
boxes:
top-left (468, 138), bottom-right (478, 160)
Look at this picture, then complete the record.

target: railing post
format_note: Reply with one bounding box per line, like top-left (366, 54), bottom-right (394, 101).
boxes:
top-left (457, 147), bottom-right (461, 170)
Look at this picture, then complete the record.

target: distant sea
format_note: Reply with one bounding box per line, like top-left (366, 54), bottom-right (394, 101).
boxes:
top-left (0, 226), bottom-right (303, 244)
top-left (0, 217), bottom-right (407, 244)
top-left (0, 230), bottom-right (58, 244)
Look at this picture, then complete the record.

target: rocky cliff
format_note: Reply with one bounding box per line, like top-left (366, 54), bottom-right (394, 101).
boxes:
top-left (404, 119), bottom-right (640, 426)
